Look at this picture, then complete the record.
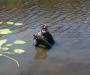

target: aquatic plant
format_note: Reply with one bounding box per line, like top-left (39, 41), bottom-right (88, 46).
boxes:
top-left (0, 27), bottom-right (26, 67)
top-left (0, 44), bottom-right (19, 67)
top-left (0, 29), bottom-right (12, 34)
top-left (14, 23), bottom-right (23, 26)
top-left (1, 47), bottom-right (9, 50)
top-left (7, 22), bottom-right (14, 24)
top-left (14, 49), bottom-right (25, 54)
top-left (0, 21), bottom-right (23, 26)
top-left (0, 22), bottom-right (3, 24)
top-left (14, 40), bottom-right (26, 44)
top-left (0, 39), bottom-right (7, 47)
top-left (0, 53), bottom-right (19, 67)
top-left (0, 39), bottom-right (26, 67)
top-left (6, 21), bottom-right (23, 26)
top-left (6, 44), bottom-right (13, 46)
top-left (0, 22), bottom-right (25, 67)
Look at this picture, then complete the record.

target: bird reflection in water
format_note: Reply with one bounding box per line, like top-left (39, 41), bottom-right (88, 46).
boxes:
top-left (34, 46), bottom-right (49, 60)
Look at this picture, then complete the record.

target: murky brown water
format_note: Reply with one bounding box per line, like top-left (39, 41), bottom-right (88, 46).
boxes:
top-left (0, 0), bottom-right (90, 75)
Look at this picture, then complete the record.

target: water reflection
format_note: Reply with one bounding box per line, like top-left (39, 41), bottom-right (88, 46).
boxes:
top-left (34, 47), bottom-right (48, 60)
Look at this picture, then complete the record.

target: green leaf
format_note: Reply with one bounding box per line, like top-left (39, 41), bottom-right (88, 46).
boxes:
top-left (1, 52), bottom-right (14, 54)
top-left (0, 22), bottom-right (3, 24)
top-left (0, 54), bottom-right (3, 56)
top-left (0, 39), bottom-right (7, 47)
top-left (7, 22), bottom-right (13, 24)
top-left (6, 44), bottom-right (13, 46)
top-left (14, 49), bottom-right (25, 54)
top-left (1, 47), bottom-right (9, 50)
top-left (14, 23), bottom-right (23, 26)
top-left (0, 29), bottom-right (12, 34)
top-left (14, 40), bottom-right (26, 44)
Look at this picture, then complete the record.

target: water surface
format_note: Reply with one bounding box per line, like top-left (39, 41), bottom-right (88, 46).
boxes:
top-left (0, 0), bottom-right (90, 75)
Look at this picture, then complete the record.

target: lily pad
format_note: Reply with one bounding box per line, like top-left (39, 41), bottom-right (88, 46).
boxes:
top-left (7, 22), bottom-right (13, 24)
top-left (14, 49), bottom-right (25, 54)
top-left (1, 52), bottom-right (14, 54)
top-left (0, 22), bottom-right (2, 24)
top-left (1, 47), bottom-right (9, 50)
top-left (14, 40), bottom-right (26, 44)
top-left (6, 44), bottom-right (13, 46)
top-left (0, 29), bottom-right (12, 34)
top-left (14, 23), bottom-right (23, 26)
top-left (0, 39), bottom-right (7, 47)
top-left (0, 54), bottom-right (3, 56)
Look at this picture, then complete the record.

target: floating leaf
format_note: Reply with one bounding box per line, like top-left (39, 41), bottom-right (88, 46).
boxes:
top-left (0, 29), bottom-right (12, 34)
top-left (14, 49), bottom-right (25, 54)
top-left (0, 22), bottom-right (2, 24)
top-left (0, 39), bottom-right (7, 47)
top-left (1, 47), bottom-right (9, 50)
top-left (14, 23), bottom-right (23, 26)
top-left (6, 44), bottom-right (13, 46)
top-left (14, 40), bottom-right (26, 44)
top-left (0, 54), bottom-right (3, 56)
top-left (7, 22), bottom-right (13, 24)
top-left (1, 52), bottom-right (14, 54)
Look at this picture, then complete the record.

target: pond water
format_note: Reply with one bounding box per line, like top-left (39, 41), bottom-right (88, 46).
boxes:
top-left (0, 0), bottom-right (90, 75)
